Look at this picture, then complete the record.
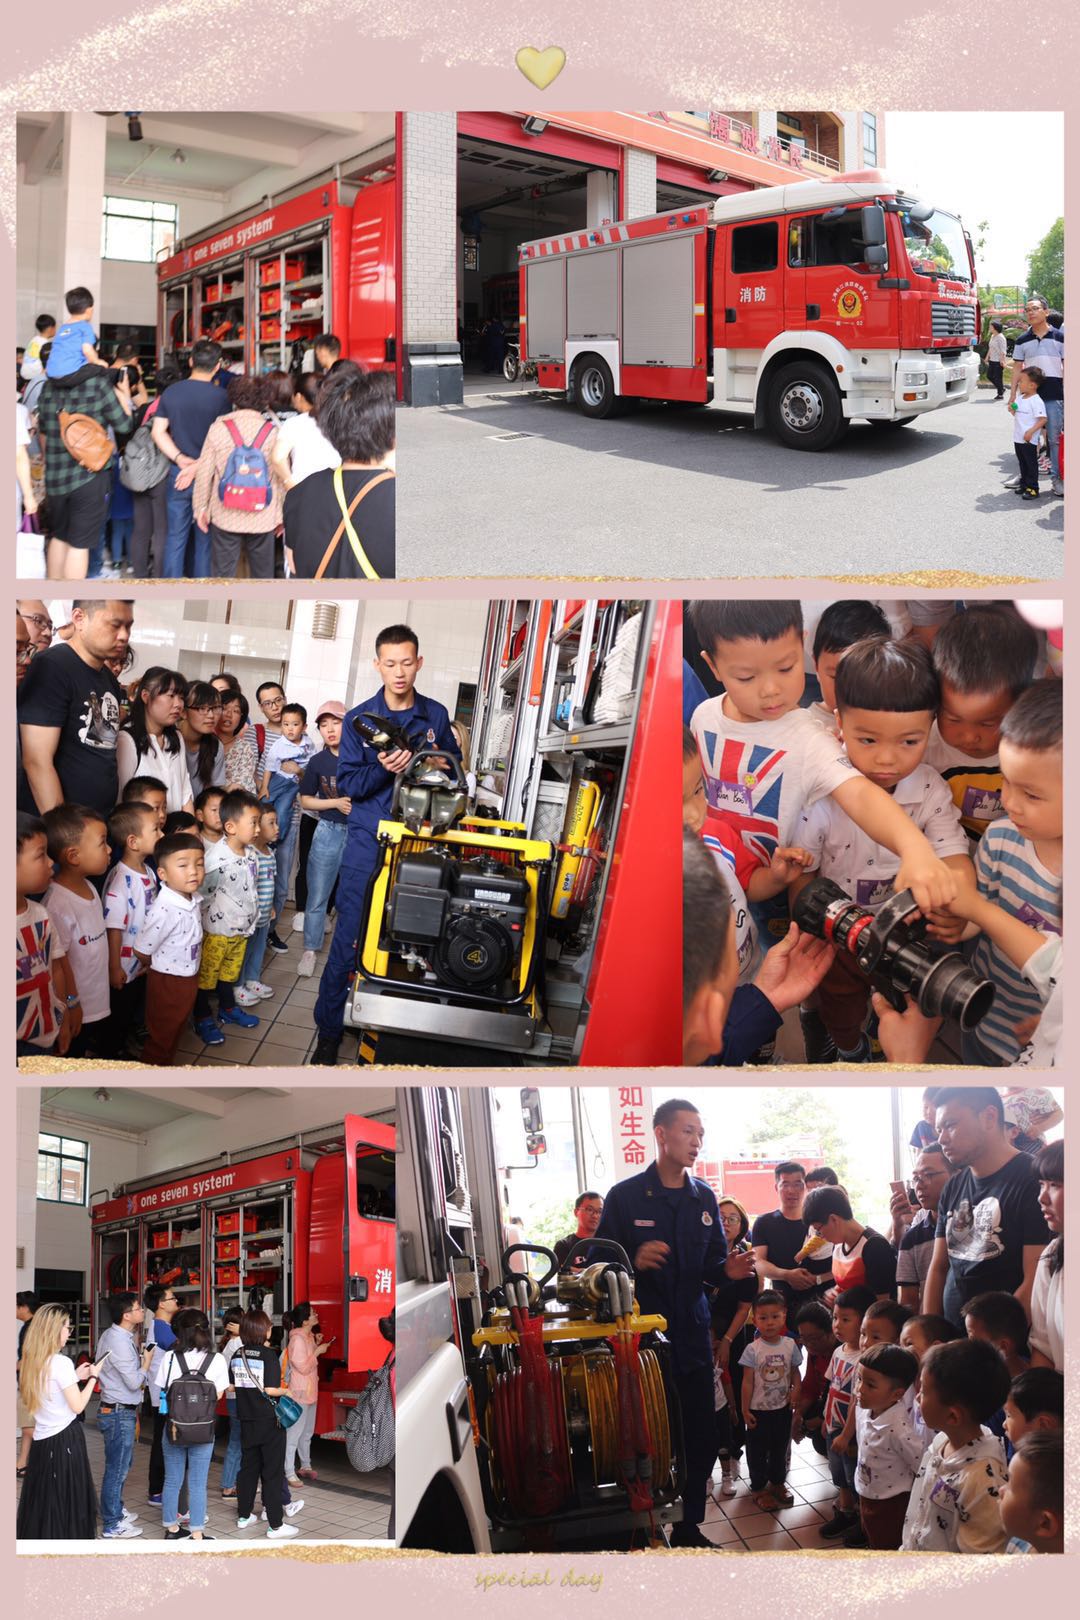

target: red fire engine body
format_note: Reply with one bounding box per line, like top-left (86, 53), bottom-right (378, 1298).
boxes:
top-left (519, 170), bottom-right (980, 450)
top-left (157, 173), bottom-right (395, 378)
top-left (90, 1115), bottom-right (393, 1436)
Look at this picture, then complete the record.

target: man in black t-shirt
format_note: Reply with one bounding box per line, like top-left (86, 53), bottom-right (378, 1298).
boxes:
top-left (923, 1086), bottom-right (1051, 1327)
top-left (18, 599), bottom-right (133, 817)
top-left (150, 339), bottom-right (231, 578)
top-left (750, 1161), bottom-right (833, 1306)
top-left (553, 1190), bottom-right (605, 1270)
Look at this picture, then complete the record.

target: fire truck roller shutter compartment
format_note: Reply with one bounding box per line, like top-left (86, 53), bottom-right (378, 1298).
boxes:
top-left (21, 1085), bottom-right (396, 1542)
top-left (622, 235), bottom-right (695, 367)
top-left (524, 258), bottom-right (566, 360)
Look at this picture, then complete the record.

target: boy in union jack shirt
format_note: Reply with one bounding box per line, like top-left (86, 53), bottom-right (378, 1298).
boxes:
top-left (16, 813), bottom-right (69, 1057)
top-left (687, 601), bottom-right (958, 921)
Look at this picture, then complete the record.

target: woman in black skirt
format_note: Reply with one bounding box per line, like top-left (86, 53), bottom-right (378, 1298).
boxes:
top-left (17, 1304), bottom-right (105, 1539)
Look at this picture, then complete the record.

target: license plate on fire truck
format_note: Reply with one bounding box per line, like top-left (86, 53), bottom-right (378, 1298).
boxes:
top-left (944, 365), bottom-right (966, 382)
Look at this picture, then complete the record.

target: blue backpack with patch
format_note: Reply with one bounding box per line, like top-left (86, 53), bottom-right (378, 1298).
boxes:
top-left (217, 417), bottom-right (275, 512)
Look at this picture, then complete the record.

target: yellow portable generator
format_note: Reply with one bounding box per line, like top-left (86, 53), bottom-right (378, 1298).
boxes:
top-left (468, 1240), bottom-right (685, 1550)
top-left (347, 752), bottom-right (554, 1051)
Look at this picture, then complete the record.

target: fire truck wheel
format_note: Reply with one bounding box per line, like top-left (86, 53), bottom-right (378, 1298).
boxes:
top-left (574, 356), bottom-right (620, 419)
top-left (766, 361), bottom-right (847, 451)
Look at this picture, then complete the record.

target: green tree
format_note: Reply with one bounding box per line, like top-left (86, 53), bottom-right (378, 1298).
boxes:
top-left (1026, 218), bottom-right (1064, 312)
top-left (744, 1090), bottom-right (886, 1229)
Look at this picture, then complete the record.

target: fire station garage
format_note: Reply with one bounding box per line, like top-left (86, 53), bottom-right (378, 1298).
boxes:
top-left (16, 1083), bottom-right (394, 1545)
top-left (16, 112), bottom-right (397, 389)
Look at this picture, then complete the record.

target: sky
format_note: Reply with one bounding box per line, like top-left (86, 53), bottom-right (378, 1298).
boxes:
top-left (885, 112), bottom-right (1063, 288)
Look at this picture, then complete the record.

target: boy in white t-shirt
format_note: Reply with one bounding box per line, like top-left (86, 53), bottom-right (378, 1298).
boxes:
top-left (853, 1342), bottom-right (926, 1549)
top-left (794, 636), bottom-right (972, 1061)
top-left (16, 812), bottom-right (69, 1057)
top-left (687, 601), bottom-right (958, 923)
top-left (102, 801), bottom-right (161, 1058)
top-left (134, 833), bottom-right (206, 1065)
top-left (1011, 365), bottom-right (1047, 501)
top-left (42, 803), bottom-right (112, 1058)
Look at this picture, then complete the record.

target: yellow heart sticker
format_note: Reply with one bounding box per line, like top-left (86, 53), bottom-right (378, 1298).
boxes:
top-left (515, 45), bottom-right (567, 90)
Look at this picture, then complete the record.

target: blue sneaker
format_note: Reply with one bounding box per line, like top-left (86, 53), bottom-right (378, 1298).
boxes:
top-left (219, 1007), bottom-right (259, 1029)
top-left (194, 1017), bottom-right (226, 1046)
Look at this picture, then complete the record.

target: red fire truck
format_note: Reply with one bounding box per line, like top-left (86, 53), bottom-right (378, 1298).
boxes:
top-left (518, 169), bottom-right (980, 450)
top-left (90, 1114), bottom-right (394, 1436)
top-left (157, 168), bottom-right (396, 379)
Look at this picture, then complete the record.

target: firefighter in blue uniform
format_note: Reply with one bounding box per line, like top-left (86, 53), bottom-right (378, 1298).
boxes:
top-left (310, 623), bottom-right (459, 1065)
top-left (595, 1097), bottom-right (756, 1547)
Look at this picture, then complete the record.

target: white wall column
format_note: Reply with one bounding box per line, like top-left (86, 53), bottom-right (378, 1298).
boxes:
top-left (622, 149), bottom-right (657, 220)
top-left (58, 113), bottom-right (108, 307)
top-left (16, 1089), bottom-right (42, 1293)
top-left (401, 111), bottom-right (462, 405)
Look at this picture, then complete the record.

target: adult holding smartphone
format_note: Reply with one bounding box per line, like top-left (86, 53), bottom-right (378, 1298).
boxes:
top-left (283, 1303), bottom-right (334, 1486)
top-left (16, 1304), bottom-right (107, 1540)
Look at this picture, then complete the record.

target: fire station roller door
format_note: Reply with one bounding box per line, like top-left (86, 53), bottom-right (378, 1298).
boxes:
top-left (526, 258), bottom-right (566, 360)
top-left (566, 249), bottom-right (618, 340)
top-left (621, 235), bottom-right (694, 367)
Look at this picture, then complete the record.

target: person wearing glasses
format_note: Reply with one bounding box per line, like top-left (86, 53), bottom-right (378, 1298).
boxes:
top-left (178, 682), bottom-right (226, 800)
top-left (891, 1144), bottom-right (954, 1313)
top-left (18, 601), bottom-right (54, 655)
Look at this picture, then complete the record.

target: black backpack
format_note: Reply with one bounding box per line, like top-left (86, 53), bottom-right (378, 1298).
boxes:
top-left (165, 1350), bottom-right (219, 1445)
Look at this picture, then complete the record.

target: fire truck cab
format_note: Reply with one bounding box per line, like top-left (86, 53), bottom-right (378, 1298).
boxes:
top-left (519, 170), bottom-right (980, 450)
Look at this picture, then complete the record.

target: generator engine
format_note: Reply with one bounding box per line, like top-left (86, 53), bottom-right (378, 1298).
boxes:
top-left (467, 1241), bottom-right (684, 1549)
top-left (387, 850), bottom-right (530, 994)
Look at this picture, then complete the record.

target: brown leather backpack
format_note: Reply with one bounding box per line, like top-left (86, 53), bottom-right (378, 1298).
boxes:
top-left (58, 410), bottom-right (114, 472)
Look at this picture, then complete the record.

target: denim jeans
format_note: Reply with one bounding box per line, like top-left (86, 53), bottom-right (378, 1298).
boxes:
top-left (1043, 397), bottom-right (1064, 484)
top-left (242, 921), bottom-right (271, 985)
top-left (273, 813), bottom-right (301, 924)
top-left (304, 820), bottom-right (348, 950)
top-left (162, 465), bottom-right (211, 578)
top-left (98, 1405), bottom-right (138, 1531)
top-left (221, 1398), bottom-right (243, 1491)
top-left (162, 1432), bottom-right (214, 1531)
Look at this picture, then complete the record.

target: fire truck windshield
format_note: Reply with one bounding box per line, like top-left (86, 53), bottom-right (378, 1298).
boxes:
top-left (899, 208), bottom-right (971, 282)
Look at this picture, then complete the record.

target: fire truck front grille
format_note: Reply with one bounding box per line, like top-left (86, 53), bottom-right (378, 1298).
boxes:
top-left (931, 302), bottom-right (976, 338)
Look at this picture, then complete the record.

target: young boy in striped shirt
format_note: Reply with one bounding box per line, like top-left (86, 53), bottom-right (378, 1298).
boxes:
top-left (236, 801), bottom-right (280, 1006)
top-left (955, 681), bottom-right (1062, 1065)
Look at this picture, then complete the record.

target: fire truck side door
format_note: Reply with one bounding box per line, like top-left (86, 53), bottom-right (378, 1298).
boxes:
top-left (344, 1115), bottom-right (396, 1372)
top-left (719, 217), bottom-right (785, 375)
top-left (799, 207), bottom-right (899, 354)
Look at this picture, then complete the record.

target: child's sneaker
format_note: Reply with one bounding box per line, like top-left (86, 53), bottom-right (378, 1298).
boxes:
top-left (268, 931), bottom-right (290, 954)
top-left (194, 1017), bottom-right (225, 1046)
top-left (1021, 487), bottom-right (1040, 500)
top-left (297, 950), bottom-right (317, 978)
top-left (266, 1523), bottom-right (300, 1539)
top-left (842, 1520), bottom-right (869, 1548)
top-left (236, 1515), bottom-right (256, 1529)
top-left (714, 1459), bottom-right (738, 1499)
top-left (233, 984), bottom-right (261, 1007)
top-left (819, 1507), bottom-right (858, 1540)
top-left (219, 1007), bottom-right (259, 1028)
top-left (770, 1482), bottom-right (795, 1507)
top-left (246, 980), bottom-right (275, 1000)
top-left (284, 1500), bottom-right (305, 1517)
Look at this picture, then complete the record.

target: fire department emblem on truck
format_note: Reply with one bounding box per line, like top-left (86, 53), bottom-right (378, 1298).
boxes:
top-left (834, 281), bottom-right (867, 320)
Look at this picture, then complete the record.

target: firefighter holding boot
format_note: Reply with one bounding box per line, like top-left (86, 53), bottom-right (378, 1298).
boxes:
top-left (595, 1099), bottom-right (755, 1547)
top-left (310, 623), bottom-right (459, 1065)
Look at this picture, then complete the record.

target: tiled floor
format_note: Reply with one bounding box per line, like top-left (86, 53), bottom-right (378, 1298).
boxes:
top-left (17, 1401), bottom-right (392, 1544)
top-left (176, 903), bottom-right (332, 1068)
top-left (701, 1435), bottom-right (845, 1552)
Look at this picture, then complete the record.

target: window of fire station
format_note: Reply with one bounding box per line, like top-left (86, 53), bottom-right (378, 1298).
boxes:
top-left (731, 221), bottom-right (778, 275)
top-left (787, 212), bottom-right (883, 271)
top-left (356, 1148), bottom-right (395, 1222)
top-left (101, 196), bottom-right (179, 263)
top-left (37, 1133), bottom-right (89, 1205)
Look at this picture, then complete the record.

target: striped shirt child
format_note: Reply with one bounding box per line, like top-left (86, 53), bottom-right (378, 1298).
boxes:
top-left (253, 847), bottom-right (276, 927)
top-left (970, 819), bottom-right (1062, 1063)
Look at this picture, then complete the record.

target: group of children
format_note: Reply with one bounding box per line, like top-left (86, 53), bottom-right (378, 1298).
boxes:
top-left (717, 1285), bottom-right (1063, 1554)
top-left (684, 598), bottom-right (1062, 1066)
top-left (16, 698), bottom-right (344, 1066)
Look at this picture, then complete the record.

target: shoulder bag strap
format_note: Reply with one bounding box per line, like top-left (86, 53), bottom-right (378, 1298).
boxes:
top-left (314, 467), bottom-right (393, 581)
top-left (239, 1346), bottom-right (277, 1410)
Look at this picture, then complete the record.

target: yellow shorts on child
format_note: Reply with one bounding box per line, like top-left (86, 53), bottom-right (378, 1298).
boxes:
top-left (198, 932), bottom-right (248, 989)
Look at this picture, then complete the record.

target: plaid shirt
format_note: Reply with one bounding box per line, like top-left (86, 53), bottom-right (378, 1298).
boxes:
top-left (36, 373), bottom-right (133, 497)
